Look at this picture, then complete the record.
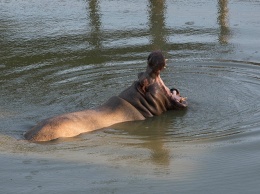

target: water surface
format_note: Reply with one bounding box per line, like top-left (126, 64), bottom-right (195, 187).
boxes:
top-left (1, 0), bottom-right (260, 193)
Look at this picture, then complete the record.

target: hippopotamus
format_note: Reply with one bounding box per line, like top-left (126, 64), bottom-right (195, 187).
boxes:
top-left (24, 51), bottom-right (187, 142)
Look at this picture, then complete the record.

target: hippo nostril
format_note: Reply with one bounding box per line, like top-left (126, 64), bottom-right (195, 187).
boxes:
top-left (170, 88), bottom-right (180, 95)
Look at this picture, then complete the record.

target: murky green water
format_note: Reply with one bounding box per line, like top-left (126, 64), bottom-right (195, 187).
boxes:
top-left (1, 0), bottom-right (260, 193)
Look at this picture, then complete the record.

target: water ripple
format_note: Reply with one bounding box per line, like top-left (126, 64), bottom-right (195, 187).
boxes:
top-left (102, 61), bottom-right (260, 143)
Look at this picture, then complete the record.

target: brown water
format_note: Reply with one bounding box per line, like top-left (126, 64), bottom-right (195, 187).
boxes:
top-left (1, 0), bottom-right (260, 193)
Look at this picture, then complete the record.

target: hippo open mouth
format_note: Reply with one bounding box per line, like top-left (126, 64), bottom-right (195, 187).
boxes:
top-left (169, 88), bottom-right (188, 109)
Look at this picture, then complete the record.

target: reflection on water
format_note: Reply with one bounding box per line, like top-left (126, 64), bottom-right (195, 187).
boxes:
top-left (218, 0), bottom-right (231, 44)
top-left (88, 0), bottom-right (102, 49)
top-left (1, 0), bottom-right (260, 193)
top-left (112, 110), bottom-right (187, 166)
top-left (0, 0), bottom-right (238, 67)
top-left (148, 0), bottom-right (167, 50)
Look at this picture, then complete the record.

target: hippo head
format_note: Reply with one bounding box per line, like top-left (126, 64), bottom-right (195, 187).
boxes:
top-left (119, 51), bottom-right (187, 118)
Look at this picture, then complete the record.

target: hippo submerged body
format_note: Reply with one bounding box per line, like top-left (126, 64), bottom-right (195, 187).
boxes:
top-left (24, 51), bottom-right (187, 142)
